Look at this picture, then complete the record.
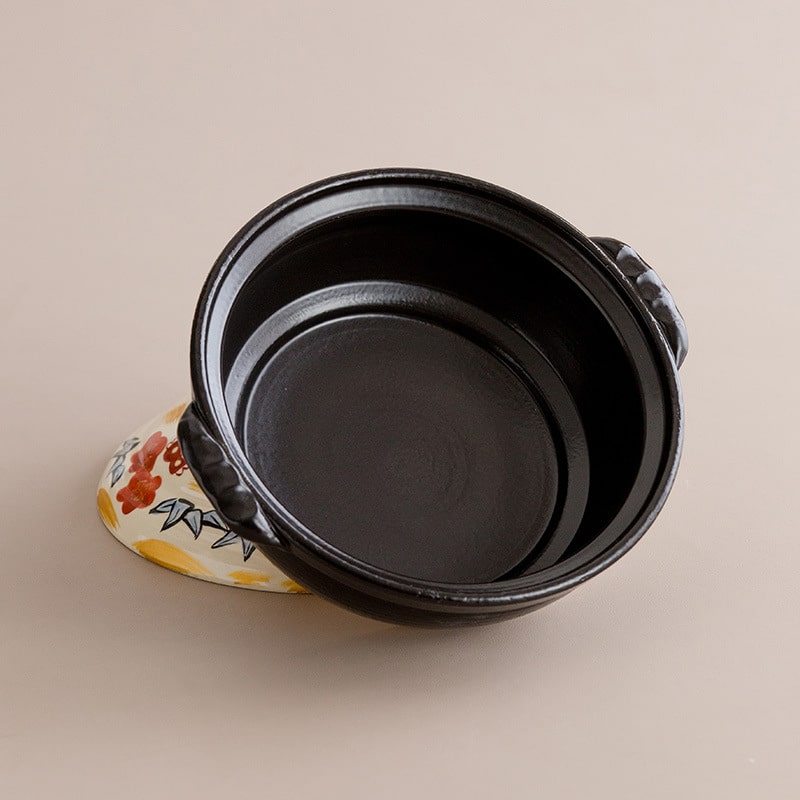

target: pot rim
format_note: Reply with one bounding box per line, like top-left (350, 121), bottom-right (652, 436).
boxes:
top-left (188, 167), bottom-right (684, 607)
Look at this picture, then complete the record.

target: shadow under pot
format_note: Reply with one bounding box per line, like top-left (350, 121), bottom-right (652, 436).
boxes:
top-left (178, 169), bottom-right (688, 627)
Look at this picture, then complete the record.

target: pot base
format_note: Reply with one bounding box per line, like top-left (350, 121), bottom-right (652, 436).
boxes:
top-left (246, 312), bottom-right (560, 583)
top-left (96, 402), bottom-right (308, 593)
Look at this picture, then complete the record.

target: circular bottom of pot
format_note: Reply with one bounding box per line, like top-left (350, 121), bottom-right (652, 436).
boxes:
top-left (227, 282), bottom-right (590, 583)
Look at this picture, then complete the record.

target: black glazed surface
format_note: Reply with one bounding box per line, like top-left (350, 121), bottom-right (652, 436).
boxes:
top-left (178, 169), bottom-right (687, 626)
top-left (244, 312), bottom-right (559, 584)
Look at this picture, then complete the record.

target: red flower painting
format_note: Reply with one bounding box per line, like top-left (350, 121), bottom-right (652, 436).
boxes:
top-left (163, 440), bottom-right (188, 475)
top-left (117, 469), bottom-right (163, 515)
top-left (129, 432), bottom-right (167, 473)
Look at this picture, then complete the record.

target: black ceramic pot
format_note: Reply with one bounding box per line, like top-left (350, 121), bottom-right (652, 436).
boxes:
top-left (178, 169), bottom-right (687, 627)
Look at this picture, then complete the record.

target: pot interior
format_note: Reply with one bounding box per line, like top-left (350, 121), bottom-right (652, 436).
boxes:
top-left (215, 208), bottom-right (647, 582)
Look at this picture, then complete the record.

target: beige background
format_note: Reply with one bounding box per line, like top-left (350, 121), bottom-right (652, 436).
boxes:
top-left (2, 1), bottom-right (798, 797)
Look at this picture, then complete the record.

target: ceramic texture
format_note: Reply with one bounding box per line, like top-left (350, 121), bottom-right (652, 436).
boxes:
top-left (96, 402), bottom-right (308, 593)
top-left (178, 168), bottom-right (688, 626)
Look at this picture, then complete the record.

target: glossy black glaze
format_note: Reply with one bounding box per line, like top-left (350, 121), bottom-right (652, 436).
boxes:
top-left (178, 169), bottom-right (687, 626)
top-left (591, 237), bottom-right (688, 368)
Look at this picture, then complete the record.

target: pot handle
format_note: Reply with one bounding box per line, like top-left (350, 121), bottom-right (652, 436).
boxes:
top-left (177, 403), bottom-right (282, 548)
top-left (591, 237), bottom-right (688, 368)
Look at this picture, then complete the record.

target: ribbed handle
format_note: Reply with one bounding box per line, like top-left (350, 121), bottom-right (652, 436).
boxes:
top-left (177, 403), bottom-right (282, 547)
top-left (592, 236), bottom-right (688, 368)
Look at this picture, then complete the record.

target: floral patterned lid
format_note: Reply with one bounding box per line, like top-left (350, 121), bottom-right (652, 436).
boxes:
top-left (97, 402), bottom-right (307, 593)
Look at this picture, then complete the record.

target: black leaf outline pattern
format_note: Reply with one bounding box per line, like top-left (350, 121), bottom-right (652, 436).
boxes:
top-left (149, 498), bottom-right (255, 561)
top-left (108, 437), bottom-right (140, 487)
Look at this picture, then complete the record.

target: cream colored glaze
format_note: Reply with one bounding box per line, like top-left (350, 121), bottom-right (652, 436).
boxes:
top-left (97, 402), bottom-right (308, 593)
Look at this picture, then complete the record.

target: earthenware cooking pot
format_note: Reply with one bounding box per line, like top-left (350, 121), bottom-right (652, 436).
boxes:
top-left (177, 169), bottom-right (688, 626)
